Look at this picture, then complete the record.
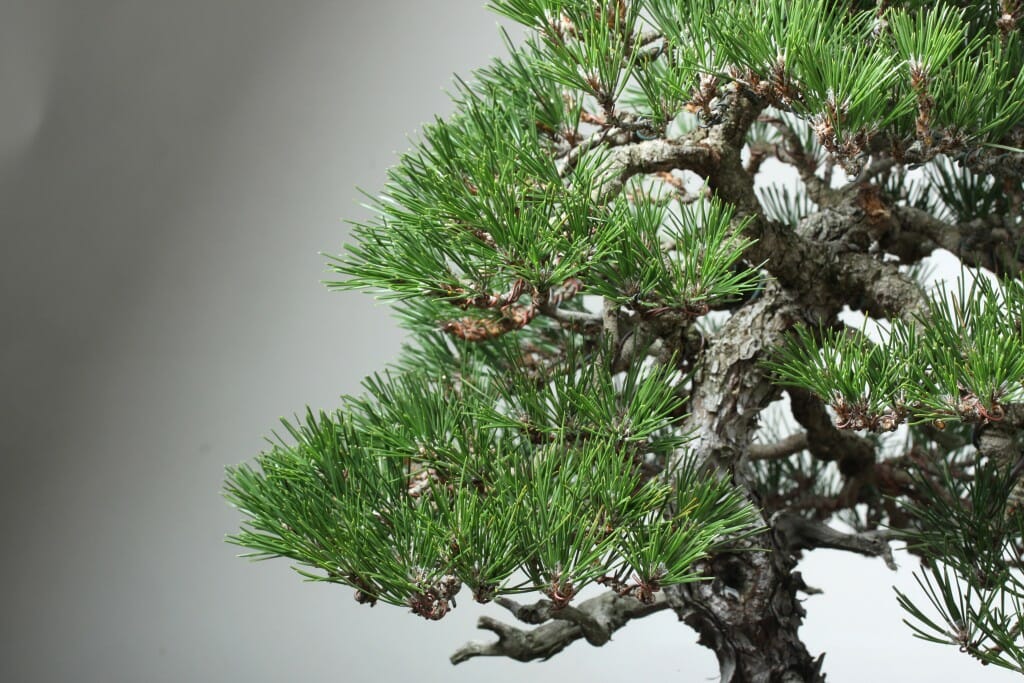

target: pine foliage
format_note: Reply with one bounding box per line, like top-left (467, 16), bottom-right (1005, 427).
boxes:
top-left (225, 0), bottom-right (1024, 676)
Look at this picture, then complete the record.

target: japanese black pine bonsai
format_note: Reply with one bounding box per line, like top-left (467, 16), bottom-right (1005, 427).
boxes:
top-left (224, 1), bottom-right (1024, 680)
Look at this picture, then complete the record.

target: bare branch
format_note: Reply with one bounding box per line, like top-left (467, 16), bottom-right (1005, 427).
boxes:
top-left (538, 302), bottom-right (602, 330)
top-left (852, 156), bottom-right (896, 184)
top-left (450, 591), bottom-right (668, 665)
top-left (552, 605), bottom-right (615, 646)
top-left (558, 126), bottom-right (632, 177)
top-left (888, 205), bottom-right (1022, 277)
top-left (749, 432), bottom-right (810, 461)
top-left (490, 597), bottom-right (615, 648)
top-left (594, 136), bottom-right (718, 200)
top-left (494, 596), bottom-right (554, 625)
top-left (961, 145), bottom-right (1024, 178)
top-left (764, 116), bottom-right (837, 208)
top-left (771, 510), bottom-right (897, 569)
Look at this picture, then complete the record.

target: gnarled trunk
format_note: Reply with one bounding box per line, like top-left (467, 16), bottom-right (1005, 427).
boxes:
top-left (667, 541), bottom-right (824, 683)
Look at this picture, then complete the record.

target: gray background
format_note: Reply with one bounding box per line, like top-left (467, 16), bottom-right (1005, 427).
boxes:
top-left (1, 2), bottom-right (1014, 681)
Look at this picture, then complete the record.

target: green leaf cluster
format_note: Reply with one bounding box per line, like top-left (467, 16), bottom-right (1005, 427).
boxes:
top-left (494, 0), bottom-right (645, 109)
top-left (330, 39), bottom-right (762, 331)
top-left (895, 460), bottom-right (1024, 673)
top-left (465, 1), bottom-right (1024, 174)
top-left (641, 1), bottom-right (1024, 154)
top-left (332, 82), bottom-right (611, 302)
top-left (225, 342), bottom-right (759, 615)
top-left (588, 192), bottom-right (760, 316)
top-left (766, 275), bottom-right (1024, 431)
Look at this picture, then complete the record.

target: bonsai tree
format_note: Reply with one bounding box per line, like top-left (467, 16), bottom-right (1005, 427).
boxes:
top-left (224, 1), bottom-right (1024, 679)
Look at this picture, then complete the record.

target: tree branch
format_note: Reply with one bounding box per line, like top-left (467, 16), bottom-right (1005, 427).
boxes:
top-left (538, 302), bottom-right (602, 331)
top-left (771, 510), bottom-right (897, 569)
top-left (591, 93), bottom-right (929, 322)
top-left (748, 431), bottom-right (809, 461)
top-left (494, 596), bottom-right (554, 624)
top-left (788, 388), bottom-right (876, 480)
top-left (558, 126), bottom-right (632, 177)
top-left (763, 116), bottom-right (836, 208)
top-left (594, 136), bottom-right (719, 200)
top-left (491, 596), bottom-right (616, 644)
top-left (450, 591), bottom-right (668, 665)
top-left (887, 205), bottom-right (1022, 278)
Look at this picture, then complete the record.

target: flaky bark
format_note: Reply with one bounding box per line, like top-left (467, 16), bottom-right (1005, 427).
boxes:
top-left (665, 283), bottom-right (824, 683)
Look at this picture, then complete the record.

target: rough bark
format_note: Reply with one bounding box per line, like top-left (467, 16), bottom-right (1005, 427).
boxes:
top-left (662, 283), bottom-right (824, 682)
top-left (666, 544), bottom-right (825, 683)
top-left (450, 592), bottom-right (670, 664)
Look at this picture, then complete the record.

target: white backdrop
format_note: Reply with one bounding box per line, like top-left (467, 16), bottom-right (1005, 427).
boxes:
top-left (1, 2), bottom-right (1015, 681)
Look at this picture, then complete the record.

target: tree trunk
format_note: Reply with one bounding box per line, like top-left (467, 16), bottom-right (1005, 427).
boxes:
top-left (667, 540), bottom-right (825, 683)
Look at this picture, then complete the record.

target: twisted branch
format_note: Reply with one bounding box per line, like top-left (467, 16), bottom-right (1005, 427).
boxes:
top-left (771, 510), bottom-right (897, 569)
top-left (450, 591), bottom-right (668, 665)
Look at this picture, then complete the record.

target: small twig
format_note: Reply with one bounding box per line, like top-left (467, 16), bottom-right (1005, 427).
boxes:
top-left (539, 303), bottom-right (602, 329)
top-left (852, 156), bottom-right (896, 184)
top-left (763, 116), bottom-right (837, 208)
top-left (749, 431), bottom-right (810, 461)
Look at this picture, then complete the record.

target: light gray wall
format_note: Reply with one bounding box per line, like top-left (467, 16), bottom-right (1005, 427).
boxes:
top-left (0, 2), bottom-right (1014, 682)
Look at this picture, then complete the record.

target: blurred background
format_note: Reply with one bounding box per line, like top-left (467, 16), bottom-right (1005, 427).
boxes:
top-left (0, 2), bottom-right (1015, 681)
